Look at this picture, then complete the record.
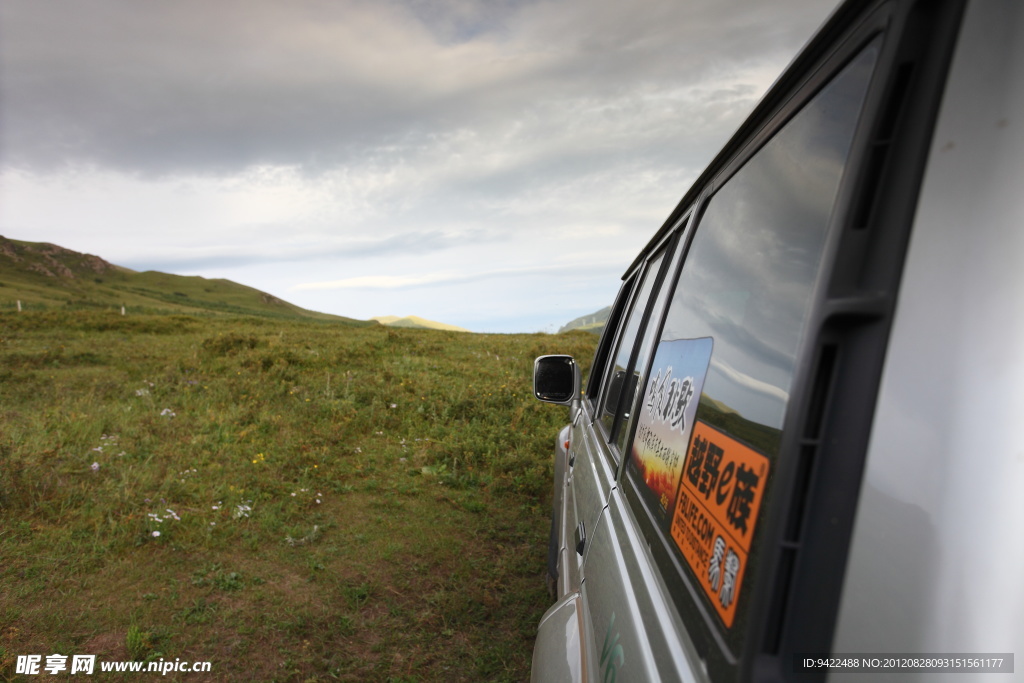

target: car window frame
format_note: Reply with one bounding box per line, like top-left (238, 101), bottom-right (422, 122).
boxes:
top-left (584, 273), bottom-right (638, 407)
top-left (593, 226), bottom-right (685, 465)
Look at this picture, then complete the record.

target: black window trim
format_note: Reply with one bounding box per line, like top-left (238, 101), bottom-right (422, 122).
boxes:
top-left (607, 228), bottom-right (681, 446)
top-left (592, 248), bottom-right (658, 437)
top-left (584, 273), bottom-right (638, 407)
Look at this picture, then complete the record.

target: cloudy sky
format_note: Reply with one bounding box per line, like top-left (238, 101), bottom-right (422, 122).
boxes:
top-left (0, 0), bottom-right (840, 333)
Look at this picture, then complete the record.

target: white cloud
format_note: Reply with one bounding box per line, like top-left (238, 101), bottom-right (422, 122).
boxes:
top-left (291, 261), bottom-right (624, 291)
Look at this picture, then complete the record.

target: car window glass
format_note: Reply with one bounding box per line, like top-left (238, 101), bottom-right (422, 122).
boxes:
top-left (626, 41), bottom-right (879, 643)
top-left (598, 251), bottom-right (665, 440)
top-left (584, 276), bottom-right (636, 400)
top-left (614, 261), bottom-right (675, 453)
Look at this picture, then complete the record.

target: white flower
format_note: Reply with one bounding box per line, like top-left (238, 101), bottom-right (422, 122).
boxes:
top-left (91, 462), bottom-right (100, 472)
top-left (152, 531), bottom-right (160, 537)
top-left (160, 408), bottom-right (176, 417)
top-left (390, 403), bottom-right (397, 409)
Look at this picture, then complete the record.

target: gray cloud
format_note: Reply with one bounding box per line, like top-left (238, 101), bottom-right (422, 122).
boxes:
top-left (118, 228), bottom-right (484, 272)
top-left (0, 0), bottom-right (838, 178)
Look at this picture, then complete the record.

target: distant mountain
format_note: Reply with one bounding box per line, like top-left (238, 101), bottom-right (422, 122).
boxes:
top-left (372, 315), bottom-right (469, 332)
top-left (0, 235), bottom-right (371, 325)
top-left (558, 306), bottom-right (611, 334)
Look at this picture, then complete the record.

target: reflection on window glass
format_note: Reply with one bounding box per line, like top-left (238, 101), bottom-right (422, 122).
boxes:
top-left (586, 282), bottom-right (634, 399)
top-left (599, 252), bottom-right (665, 439)
top-left (615, 258), bottom-right (676, 453)
top-left (627, 41), bottom-right (879, 635)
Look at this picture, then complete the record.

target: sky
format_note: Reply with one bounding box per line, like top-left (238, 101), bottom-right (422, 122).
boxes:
top-left (0, 0), bottom-right (841, 333)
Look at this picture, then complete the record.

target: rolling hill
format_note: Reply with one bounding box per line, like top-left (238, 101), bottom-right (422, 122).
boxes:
top-left (371, 315), bottom-right (469, 332)
top-left (0, 235), bottom-right (371, 325)
top-left (558, 305), bottom-right (611, 334)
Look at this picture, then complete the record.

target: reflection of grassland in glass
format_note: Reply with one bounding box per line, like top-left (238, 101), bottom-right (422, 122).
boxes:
top-left (695, 394), bottom-right (783, 457)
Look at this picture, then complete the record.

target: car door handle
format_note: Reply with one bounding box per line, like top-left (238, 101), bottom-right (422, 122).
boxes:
top-left (575, 522), bottom-right (586, 556)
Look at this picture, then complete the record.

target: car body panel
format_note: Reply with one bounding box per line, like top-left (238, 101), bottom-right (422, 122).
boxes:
top-left (532, 591), bottom-right (589, 683)
top-left (830, 0), bottom-right (1024, 675)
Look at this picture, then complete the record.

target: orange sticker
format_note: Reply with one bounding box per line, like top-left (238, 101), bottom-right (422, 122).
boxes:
top-left (670, 420), bottom-right (770, 627)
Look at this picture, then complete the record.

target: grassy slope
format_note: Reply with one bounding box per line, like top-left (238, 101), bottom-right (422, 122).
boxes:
top-left (557, 306), bottom-right (611, 335)
top-left (0, 236), bottom-right (368, 325)
top-left (0, 311), bottom-right (597, 682)
top-left (373, 316), bottom-right (470, 333)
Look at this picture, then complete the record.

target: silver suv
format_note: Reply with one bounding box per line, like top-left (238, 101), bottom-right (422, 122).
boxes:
top-left (531, 0), bottom-right (1022, 681)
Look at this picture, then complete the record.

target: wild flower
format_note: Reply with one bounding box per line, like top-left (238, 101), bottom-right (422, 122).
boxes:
top-left (135, 388), bottom-right (150, 397)
top-left (152, 531), bottom-right (160, 538)
top-left (285, 525), bottom-right (320, 546)
top-left (165, 509), bottom-right (181, 521)
top-left (92, 447), bottom-right (103, 452)
top-left (234, 503), bottom-right (253, 519)
top-left (390, 403), bottom-right (398, 409)
top-left (91, 462), bottom-right (100, 472)
top-left (160, 408), bottom-right (176, 417)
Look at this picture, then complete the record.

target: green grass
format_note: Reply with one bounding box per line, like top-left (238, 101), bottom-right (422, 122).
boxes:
top-left (0, 310), bottom-right (597, 682)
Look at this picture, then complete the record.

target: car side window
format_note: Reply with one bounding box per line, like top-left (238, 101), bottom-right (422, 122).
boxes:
top-left (597, 251), bottom-right (665, 445)
top-left (613, 246), bottom-right (678, 455)
top-left (584, 275), bottom-right (637, 401)
top-left (624, 40), bottom-right (879, 652)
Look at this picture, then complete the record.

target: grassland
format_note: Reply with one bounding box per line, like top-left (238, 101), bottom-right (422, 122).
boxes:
top-left (0, 311), bottom-right (597, 682)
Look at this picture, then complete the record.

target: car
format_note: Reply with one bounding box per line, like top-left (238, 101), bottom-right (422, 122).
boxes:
top-left (529, 0), bottom-right (1023, 681)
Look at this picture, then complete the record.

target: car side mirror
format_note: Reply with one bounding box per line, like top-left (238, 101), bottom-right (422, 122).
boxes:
top-left (533, 355), bottom-right (580, 406)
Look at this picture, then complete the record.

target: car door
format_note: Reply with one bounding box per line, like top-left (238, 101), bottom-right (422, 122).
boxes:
top-left (557, 245), bottom-right (672, 597)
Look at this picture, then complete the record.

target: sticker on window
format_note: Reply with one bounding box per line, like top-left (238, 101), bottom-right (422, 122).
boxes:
top-left (630, 337), bottom-right (714, 517)
top-left (670, 420), bottom-right (770, 627)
